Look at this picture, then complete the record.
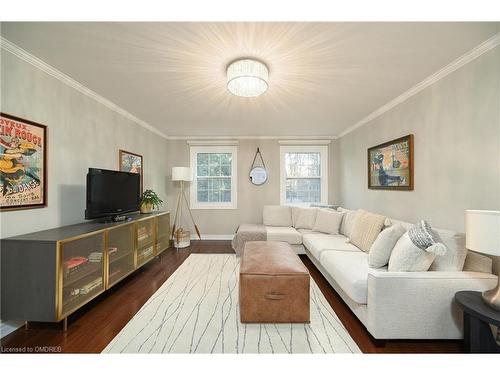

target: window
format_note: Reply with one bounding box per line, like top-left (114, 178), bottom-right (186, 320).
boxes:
top-left (280, 145), bottom-right (328, 205)
top-left (190, 145), bottom-right (237, 209)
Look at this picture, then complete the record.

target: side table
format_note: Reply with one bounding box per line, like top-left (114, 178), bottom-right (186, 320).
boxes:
top-left (455, 291), bottom-right (500, 353)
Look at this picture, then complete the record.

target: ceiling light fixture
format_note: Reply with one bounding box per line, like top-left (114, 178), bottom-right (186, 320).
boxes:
top-left (226, 58), bottom-right (269, 97)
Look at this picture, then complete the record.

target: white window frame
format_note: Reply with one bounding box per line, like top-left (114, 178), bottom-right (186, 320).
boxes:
top-left (279, 145), bottom-right (328, 206)
top-left (190, 145), bottom-right (238, 210)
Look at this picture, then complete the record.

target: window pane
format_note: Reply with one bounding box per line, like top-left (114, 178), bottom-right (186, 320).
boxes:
top-left (285, 178), bottom-right (321, 203)
top-left (209, 165), bottom-right (221, 176)
top-left (209, 190), bottom-right (220, 202)
top-left (222, 191), bottom-right (231, 202)
top-left (197, 190), bottom-right (208, 202)
top-left (209, 154), bottom-right (220, 166)
top-left (197, 153), bottom-right (209, 166)
top-left (285, 152), bottom-right (320, 177)
top-left (197, 178), bottom-right (208, 190)
top-left (220, 153), bottom-right (232, 164)
top-left (221, 164), bottom-right (231, 176)
top-left (197, 165), bottom-right (208, 177)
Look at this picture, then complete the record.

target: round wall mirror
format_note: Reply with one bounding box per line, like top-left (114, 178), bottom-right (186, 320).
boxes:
top-left (249, 166), bottom-right (268, 185)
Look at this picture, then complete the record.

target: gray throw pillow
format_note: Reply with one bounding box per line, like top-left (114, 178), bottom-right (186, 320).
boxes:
top-left (368, 224), bottom-right (406, 268)
top-left (388, 220), bottom-right (447, 272)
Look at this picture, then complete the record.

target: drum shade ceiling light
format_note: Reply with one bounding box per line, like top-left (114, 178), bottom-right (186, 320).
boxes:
top-left (226, 59), bottom-right (269, 97)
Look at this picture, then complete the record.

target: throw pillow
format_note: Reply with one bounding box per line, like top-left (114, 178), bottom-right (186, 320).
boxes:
top-left (295, 208), bottom-right (318, 230)
top-left (312, 209), bottom-right (344, 234)
top-left (388, 220), bottom-right (447, 272)
top-left (368, 224), bottom-right (406, 268)
top-left (338, 207), bottom-right (358, 237)
top-left (262, 205), bottom-right (292, 227)
top-left (428, 229), bottom-right (468, 271)
top-left (349, 209), bottom-right (387, 252)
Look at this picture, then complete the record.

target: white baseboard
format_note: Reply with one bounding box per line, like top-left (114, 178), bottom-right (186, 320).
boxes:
top-left (190, 234), bottom-right (234, 240)
top-left (0, 320), bottom-right (24, 339)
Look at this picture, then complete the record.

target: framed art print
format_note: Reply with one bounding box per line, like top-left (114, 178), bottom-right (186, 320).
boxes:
top-left (0, 113), bottom-right (48, 211)
top-left (119, 149), bottom-right (143, 194)
top-left (368, 134), bottom-right (413, 190)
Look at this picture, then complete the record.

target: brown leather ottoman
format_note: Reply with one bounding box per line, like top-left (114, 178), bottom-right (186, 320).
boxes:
top-left (239, 241), bottom-right (310, 323)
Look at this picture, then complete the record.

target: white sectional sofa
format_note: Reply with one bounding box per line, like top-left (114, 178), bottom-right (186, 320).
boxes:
top-left (259, 205), bottom-right (498, 340)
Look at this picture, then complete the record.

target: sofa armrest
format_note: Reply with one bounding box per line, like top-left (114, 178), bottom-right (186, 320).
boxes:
top-left (366, 268), bottom-right (497, 340)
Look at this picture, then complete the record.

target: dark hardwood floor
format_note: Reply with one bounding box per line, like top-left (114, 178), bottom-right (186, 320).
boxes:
top-left (0, 240), bottom-right (462, 354)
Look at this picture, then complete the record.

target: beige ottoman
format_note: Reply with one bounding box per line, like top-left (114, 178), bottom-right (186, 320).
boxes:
top-left (239, 241), bottom-right (310, 323)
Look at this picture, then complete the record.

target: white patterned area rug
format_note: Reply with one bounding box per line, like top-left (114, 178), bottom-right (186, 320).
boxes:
top-left (103, 254), bottom-right (360, 354)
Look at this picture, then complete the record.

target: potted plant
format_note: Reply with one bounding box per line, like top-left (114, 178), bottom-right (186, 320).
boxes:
top-left (140, 189), bottom-right (163, 214)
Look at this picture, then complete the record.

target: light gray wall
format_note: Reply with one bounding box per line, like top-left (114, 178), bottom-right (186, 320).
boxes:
top-left (166, 139), bottom-right (337, 235)
top-left (0, 50), bottom-right (169, 238)
top-left (337, 46), bottom-right (500, 232)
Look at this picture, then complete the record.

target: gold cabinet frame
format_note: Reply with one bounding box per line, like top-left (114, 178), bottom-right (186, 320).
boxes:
top-left (54, 212), bottom-right (170, 328)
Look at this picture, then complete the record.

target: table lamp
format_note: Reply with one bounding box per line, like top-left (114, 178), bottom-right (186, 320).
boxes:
top-left (171, 167), bottom-right (201, 245)
top-left (465, 210), bottom-right (500, 311)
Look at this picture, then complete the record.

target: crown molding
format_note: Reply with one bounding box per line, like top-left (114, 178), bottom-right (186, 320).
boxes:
top-left (169, 135), bottom-right (337, 140)
top-left (338, 32), bottom-right (500, 138)
top-left (186, 140), bottom-right (239, 146)
top-left (278, 139), bottom-right (331, 145)
top-left (0, 37), bottom-right (168, 140)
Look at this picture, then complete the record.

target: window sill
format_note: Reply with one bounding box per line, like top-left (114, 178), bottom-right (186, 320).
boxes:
top-left (191, 204), bottom-right (238, 210)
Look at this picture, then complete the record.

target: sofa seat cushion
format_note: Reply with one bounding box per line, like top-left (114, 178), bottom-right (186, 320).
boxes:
top-left (297, 228), bottom-right (314, 235)
top-left (320, 251), bottom-right (369, 304)
top-left (303, 233), bottom-right (358, 261)
top-left (266, 226), bottom-right (303, 245)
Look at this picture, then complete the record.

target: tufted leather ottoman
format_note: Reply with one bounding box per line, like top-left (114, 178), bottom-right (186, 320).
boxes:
top-left (239, 241), bottom-right (310, 323)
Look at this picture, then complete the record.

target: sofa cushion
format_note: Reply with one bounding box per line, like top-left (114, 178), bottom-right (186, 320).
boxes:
top-left (429, 229), bottom-right (468, 271)
top-left (263, 205), bottom-right (292, 227)
top-left (303, 232), bottom-right (358, 261)
top-left (368, 224), bottom-right (406, 268)
top-left (349, 209), bottom-right (387, 252)
top-left (295, 207), bottom-right (318, 230)
top-left (338, 207), bottom-right (358, 237)
top-left (291, 206), bottom-right (302, 227)
top-left (266, 226), bottom-right (303, 245)
top-left (312, 209), bottom-right (344, 234)
top-left (388, 218), bottom-right (413, 231)
top-left (320, 251), bottom-right (369, 304)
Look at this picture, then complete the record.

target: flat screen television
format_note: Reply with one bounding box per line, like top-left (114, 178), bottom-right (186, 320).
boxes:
top-left (85, 168), bottom-right (140, 220)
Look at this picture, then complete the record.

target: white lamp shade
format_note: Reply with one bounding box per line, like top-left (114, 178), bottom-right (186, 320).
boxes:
top-left (465, 210), bottom-right (500, 256)
top-left (172, 167), bottom-right (192, 182)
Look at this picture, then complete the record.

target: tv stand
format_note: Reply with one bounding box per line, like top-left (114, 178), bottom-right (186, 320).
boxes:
top-left (98, 214), bottom-right (133, 223)
top-left (1, 211), bottom-right (170, 331)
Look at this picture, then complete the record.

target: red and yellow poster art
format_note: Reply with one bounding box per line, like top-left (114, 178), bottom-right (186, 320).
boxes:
top-left (0, 113), bottom-right (47, 210)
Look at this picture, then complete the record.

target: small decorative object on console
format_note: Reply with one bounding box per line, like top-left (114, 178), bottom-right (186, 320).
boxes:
top-left (140, 189), bottom-right (163, 214)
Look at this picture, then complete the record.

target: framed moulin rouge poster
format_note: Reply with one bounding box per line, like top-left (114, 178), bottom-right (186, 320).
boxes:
top-left (0, 113), bottom-right (47, 211)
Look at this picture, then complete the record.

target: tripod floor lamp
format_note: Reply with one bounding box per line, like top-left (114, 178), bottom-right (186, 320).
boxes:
top-left (171, 167), bottom-right (201, 248)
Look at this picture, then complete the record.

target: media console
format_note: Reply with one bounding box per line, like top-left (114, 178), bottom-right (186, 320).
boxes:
top-left (1, 211), bottom-right (170, 331)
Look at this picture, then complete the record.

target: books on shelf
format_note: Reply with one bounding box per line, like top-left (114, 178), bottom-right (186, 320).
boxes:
top-left (64, 257), bottom-right (89, 275)
top-left (88, 251), bottom-right (103, 263)
top-left (137, 226), bottom-right (151, 242)
top-left (79, 277), bottom-right (103, 295)
top-left (108, 247), bottom-right (118, 257)
top-left (138, 246), bottom-right (153, 260)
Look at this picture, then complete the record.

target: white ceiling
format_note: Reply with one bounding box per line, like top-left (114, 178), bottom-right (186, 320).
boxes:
top-left (2, 22), bottom-right (499, 137)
